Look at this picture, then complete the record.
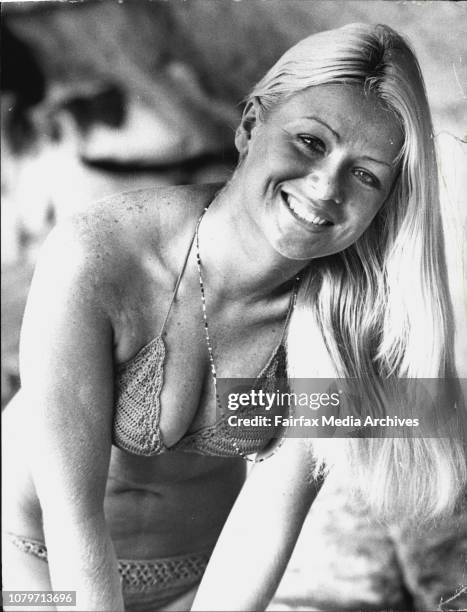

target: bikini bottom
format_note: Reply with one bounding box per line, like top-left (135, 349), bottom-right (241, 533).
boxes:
top-left (5, 532), bottom-right (211, 611)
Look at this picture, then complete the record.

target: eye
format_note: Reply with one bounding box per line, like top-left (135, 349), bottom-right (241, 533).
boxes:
top-left (297, 135), bottom-right (326, 155)
top-left (352, 168), bottom-right (380, 189)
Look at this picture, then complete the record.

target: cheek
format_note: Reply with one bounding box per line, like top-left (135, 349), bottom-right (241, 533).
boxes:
top-left (254, 138), bottom-right (307, 177)
top-left (338, 202), bottom-right (383, 247)
top-left (351, 190), bottom-right (386, 226)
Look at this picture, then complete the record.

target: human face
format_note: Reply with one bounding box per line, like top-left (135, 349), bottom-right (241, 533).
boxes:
top-left (236, 84), bottom-right (403, 260)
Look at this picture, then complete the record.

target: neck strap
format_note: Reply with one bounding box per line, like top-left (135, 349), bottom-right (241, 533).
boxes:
top-left (159, 208), bottom-right (207, 336)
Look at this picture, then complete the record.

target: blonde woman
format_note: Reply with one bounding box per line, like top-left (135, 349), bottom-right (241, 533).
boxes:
top-left (3, 23), bottom-right (465, 612)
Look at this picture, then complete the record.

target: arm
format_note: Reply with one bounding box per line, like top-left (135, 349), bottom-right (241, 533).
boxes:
top-left (19, 221), bottom-right (124, 612)
top-left (191, 438), bottom-right (321, 611)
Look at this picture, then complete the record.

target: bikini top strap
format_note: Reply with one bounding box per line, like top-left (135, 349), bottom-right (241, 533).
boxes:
top-left (278, 274), bottom-right (301, 345)
top-left (158, 220), bottom-right (199, 336)
top-left (159, 212), bottom-right (302, 340)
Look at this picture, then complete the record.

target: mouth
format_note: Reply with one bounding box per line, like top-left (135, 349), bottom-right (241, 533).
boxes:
top-left (281, 191), bottom-right (334, 228)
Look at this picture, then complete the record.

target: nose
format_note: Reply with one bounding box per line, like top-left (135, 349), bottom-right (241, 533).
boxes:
top-left (306, 159), bottom-right (343, 204)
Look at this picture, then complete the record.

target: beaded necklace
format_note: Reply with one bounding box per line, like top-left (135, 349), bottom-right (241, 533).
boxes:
top-left (194, 206), bottom-right (299, 463)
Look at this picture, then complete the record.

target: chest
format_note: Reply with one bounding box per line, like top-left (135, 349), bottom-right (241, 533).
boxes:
top-left (112, 293), bottom-right (289, 456)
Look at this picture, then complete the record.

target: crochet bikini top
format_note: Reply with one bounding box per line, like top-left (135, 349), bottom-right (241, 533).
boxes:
top-left (112, 220), bottom-right (296, 458)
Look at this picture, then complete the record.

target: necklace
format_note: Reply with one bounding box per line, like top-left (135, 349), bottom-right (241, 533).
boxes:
top-left (194, 206), bottom-right (300, 463)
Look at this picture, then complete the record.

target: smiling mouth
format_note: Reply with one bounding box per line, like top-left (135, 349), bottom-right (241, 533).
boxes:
top-left (281, 191), bottom-right (334, 227)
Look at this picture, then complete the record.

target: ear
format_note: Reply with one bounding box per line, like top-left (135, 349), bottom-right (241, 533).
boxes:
top-left (234, 98), bottom-right (260, 160)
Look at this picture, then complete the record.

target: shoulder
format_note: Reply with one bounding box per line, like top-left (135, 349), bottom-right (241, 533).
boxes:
top-left (53, 182), bottom-right (222, 255)
top-left (33, 183), bottom-right (223, 316)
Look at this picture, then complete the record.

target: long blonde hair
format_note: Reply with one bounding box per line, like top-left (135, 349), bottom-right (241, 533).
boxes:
top-left (248, 23), bottom-right (466, 523)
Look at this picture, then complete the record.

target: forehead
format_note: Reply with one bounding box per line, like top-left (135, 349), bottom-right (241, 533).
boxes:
top-left (268, 83), bottom-right (403, 162)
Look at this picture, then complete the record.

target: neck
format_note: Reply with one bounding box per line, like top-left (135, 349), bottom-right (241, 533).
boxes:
top-left (195, 180), bottom-right (308, 304)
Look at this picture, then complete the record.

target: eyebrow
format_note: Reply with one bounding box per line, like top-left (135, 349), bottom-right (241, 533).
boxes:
top-left (304, 116), bottom-right (394, 168)
top-left (304, 116), bottom-right (340, 140)
top-left (360, 155), bottom-right (393, 168)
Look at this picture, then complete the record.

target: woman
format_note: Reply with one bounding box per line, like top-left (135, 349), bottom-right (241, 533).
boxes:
top-left (3, 22), bottom-right (465, 612)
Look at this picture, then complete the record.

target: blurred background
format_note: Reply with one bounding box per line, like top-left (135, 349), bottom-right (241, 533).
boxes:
top-left (2, 1), bottom-right (466, 610)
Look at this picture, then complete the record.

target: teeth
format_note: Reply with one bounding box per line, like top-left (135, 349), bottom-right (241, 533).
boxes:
top-left (285, 194), bottom-right (331, 225)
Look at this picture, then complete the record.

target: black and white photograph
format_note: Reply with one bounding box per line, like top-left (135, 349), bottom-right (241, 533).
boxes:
top-left (1, 1), bottom-right (466, 611)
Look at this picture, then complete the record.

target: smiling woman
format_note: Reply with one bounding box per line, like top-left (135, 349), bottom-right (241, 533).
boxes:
top-left (2, 21), bottom-right (465, 612)
top-left (251, 22), bottom-right (466, 524)
top-left (233, 83), bottom-right (402, 260)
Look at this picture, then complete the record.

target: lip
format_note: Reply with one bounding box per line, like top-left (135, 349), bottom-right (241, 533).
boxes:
top-left (280, 190), bottom-right (335, 229)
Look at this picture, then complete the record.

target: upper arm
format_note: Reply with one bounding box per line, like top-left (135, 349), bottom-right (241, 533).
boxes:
top-left (19, 220), bottom-right (118, 522)
top-left (192, 437), bottom-right (321, 611)
top-left (229, 436), bottom-right (320, 563)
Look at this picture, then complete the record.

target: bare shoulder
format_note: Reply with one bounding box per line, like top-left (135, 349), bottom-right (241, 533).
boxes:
top-left (34, 183), bottom-right (223, 321)
top-left (58, 182), bottom-right (222, 258)
top-left (109, 182), bottom-right (223, 243)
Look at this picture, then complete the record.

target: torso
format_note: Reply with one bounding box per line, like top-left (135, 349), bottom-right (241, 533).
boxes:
top-left (2, 183), bottom-right (294, 559)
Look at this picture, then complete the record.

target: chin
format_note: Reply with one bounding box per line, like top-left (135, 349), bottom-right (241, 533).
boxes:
top-left (269, 228), bottom-right (360, 261)
top-left (264, 230), bottom-right (320, 261)
top-left (261, 216), bottom-right (328, 262)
